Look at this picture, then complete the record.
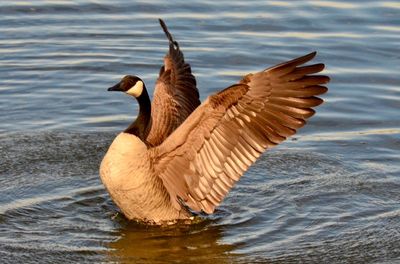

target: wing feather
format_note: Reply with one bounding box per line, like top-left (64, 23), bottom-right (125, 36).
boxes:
top-left (153, 52), bottom-right (329, 213)
top-left (146, 19), bottom-right (200, 146)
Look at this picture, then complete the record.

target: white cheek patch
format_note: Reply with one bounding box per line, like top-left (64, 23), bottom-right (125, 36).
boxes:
top-left (126, 81), bottom-right (143, 97)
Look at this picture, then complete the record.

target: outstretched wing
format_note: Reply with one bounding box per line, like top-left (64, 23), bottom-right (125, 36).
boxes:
top-left (146, 19), bottom-right (200, 146)
top-left (152, 52), bottom-right (329, 213)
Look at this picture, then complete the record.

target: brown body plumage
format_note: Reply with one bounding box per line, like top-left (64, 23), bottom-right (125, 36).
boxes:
top-left (100, 19), bottom-right (330, 224)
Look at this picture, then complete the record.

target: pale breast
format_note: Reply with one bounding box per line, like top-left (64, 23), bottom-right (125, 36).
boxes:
top-left (99, 133), bottom-right (182, 222)
top-left (100, 133), bottom-right (149, 189)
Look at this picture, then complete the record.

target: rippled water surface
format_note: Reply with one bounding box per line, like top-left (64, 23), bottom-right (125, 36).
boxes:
top-left (1, 1), bottom-right (399, 263)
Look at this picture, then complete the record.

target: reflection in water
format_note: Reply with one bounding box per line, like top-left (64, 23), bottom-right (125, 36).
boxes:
top-left (107, 217), bottom-right (239, 263)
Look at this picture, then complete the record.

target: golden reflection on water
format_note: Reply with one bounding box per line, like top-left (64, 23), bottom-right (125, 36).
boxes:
top-left (307, 1), bottom-right (358, 9)
top-left (381, 1), bottom-right (400, 9)
top-left (106, 219), bottom-right (240, 263)
top-left (239, 31), bottom-right (365, 39)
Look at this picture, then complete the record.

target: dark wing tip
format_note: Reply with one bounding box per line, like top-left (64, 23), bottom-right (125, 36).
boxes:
top-left (304, 51), bottom-right (317, 60)
top-left (288, 51), bottom-right (317, 66)
top-left (317, 75), bottom-right (330, 84)
top-left (159, 18), bottom-right (170, 40)
top-left (159, 18), bottom-right (167, 34)
top-left (313, 63), bottom-right (325, 72)
top-left (266, 51), bottom-right (321, 75)
top-left (159, 18), bottom-right (178, 48)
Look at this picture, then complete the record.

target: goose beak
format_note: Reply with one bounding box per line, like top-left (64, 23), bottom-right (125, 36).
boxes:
top-left (108, 82), bottom-right (122, 92)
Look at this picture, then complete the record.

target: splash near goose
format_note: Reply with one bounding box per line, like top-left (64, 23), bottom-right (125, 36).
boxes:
top-left (100, 19), bottom-right (330, 225)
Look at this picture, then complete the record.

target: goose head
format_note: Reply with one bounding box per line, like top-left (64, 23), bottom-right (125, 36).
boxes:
top-left (108, 75), bottom-right (152, 141)
top-left (108, 75), bottom-right (145, 98)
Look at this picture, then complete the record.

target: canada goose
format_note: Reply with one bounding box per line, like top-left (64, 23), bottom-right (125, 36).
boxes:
top-left (100, 19), bottom-right (329, 225)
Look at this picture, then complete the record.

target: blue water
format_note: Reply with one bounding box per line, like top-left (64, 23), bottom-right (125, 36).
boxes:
top-left (1, 1), bottom-right (399, 263)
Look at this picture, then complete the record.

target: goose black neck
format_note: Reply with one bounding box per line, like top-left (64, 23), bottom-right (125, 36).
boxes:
top-left (124, 86), bottom-right (152, 140)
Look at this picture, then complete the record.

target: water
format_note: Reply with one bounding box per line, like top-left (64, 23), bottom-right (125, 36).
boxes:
top-left (1, 0), bottom-right (399, 263)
